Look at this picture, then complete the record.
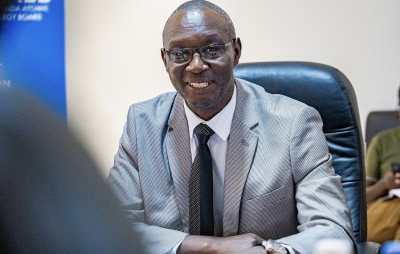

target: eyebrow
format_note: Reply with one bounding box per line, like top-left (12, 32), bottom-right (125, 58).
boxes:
top-left (165, 33), bottom-right (225, 49)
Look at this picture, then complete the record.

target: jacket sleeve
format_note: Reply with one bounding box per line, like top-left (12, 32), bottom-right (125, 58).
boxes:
top-left (277, 105), bottom-right (356, 253)
top-left (106, 105), bottom-right (187, 254)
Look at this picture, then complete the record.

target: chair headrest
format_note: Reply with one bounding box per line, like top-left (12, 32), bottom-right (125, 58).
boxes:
top-left (234, 61), bottom-right (361, 133)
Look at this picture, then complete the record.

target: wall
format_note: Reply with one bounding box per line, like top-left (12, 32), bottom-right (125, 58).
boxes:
top-left (66, 0), bottom-right (400, 176)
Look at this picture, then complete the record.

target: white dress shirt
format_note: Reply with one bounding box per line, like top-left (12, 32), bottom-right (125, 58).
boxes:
top-left (184, 85), bottom-right (237, 237)
top-left (168, 85), bottom-right (236, 254)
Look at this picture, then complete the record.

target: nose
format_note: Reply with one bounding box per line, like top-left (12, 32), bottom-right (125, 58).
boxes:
top-left (185, 52), bottom-right (209, 73)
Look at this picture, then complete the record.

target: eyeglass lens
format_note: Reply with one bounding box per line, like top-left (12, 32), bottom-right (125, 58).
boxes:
top-left (167, 39), bottom-right (234, 64)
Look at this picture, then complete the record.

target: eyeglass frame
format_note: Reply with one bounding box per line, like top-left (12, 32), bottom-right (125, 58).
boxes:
top-left (162, 38), bottom-right (237, 65)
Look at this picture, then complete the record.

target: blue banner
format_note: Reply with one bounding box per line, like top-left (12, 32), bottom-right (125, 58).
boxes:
top-left (0, 0), bottom-right (66, 120)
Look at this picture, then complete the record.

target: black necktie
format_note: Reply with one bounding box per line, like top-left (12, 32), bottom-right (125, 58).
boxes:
top-left (189, 123), bottom-right (215, 236)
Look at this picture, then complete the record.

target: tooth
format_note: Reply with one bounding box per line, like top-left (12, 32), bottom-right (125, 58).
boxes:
top-left (189, 82), bottom-right (209, 88)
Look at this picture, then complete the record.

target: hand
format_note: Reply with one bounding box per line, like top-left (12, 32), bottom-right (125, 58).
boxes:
top-left (227, 246), bottom-right (266, 254)
top-left (178, 233), bottom-right (264, 254)
top-left (382, 170), bottom-right (400, 190)
top-left (366, 171), bottom-right (400, 203)
top-left (216, 233), bottom-right (264, 253)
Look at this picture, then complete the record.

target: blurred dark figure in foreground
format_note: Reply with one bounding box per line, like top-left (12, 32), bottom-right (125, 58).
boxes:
top-left (366, 87), bottom-right (400, 244)
top-left (0, 1), bottom-right (141, 252)
top-left (0, 88), bottom-right (141, 253)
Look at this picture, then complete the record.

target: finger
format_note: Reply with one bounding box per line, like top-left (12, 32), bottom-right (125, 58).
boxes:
top-left (257, 237), bottom-right (265, 245)
top-left (248, 233), bottom-right (264, 245)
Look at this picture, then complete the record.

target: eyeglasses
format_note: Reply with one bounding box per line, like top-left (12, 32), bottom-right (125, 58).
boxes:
top-left (163, 38), bottom-right (237, 65)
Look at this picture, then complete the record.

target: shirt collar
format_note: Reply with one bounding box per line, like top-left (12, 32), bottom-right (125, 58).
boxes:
top-left (184, 84), bottom-right (236, 141)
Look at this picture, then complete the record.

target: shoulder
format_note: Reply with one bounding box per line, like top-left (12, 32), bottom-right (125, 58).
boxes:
top-left (127, 91), bottom-right (177, 117)
top-left (122, 92), bottom-right (178, 134)
top-left (372, 126), bottom-right (400, 143)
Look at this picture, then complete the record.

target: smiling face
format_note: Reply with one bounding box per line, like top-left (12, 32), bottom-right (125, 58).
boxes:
top-left (161, 8), bottom-right (241, 120)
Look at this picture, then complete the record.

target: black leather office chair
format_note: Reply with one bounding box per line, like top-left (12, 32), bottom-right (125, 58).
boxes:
top-left (365, 110), bottom-right (399, 148)
top-left (234, 62), bottom-right (380, 254)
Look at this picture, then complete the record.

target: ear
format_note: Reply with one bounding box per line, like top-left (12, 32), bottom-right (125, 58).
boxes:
top-left (232, 37), bottom-right (242, 66)
top-left (161, 48), bottom-right (168, 70)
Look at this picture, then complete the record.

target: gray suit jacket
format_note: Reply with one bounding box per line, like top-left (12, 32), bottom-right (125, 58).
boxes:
top-left (107, 79), bottom-right (355, 254)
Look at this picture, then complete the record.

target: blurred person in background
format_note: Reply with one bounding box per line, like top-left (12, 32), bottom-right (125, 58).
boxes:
top-left (366, 87), bottom-right (400, 244)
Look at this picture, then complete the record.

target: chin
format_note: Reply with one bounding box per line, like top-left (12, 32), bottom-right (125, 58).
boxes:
top-left (187, 98), bottom-right (220, 111)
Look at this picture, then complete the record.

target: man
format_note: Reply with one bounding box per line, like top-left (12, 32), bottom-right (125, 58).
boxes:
top-left (107, 1), bottom-right (354, 253)
top-left (366, 87), bottom-right (400, 243)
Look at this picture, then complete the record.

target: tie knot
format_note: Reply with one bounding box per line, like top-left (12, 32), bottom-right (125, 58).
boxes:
top-left (194, 123), bottom-right (214, 145)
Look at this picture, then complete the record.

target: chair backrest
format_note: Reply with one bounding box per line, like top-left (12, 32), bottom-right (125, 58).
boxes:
top-left (234, 61), bottom-right (366, 243)
top-left (365, 110), bottom-right (400, 148)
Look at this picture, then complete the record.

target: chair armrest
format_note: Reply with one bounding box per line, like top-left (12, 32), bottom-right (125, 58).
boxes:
top-left (357, 241), bottom-right (381, 254)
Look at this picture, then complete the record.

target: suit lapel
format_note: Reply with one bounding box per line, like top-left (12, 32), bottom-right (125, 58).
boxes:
top-left (165, 94), bottom-right (192, 233)
top-left (223, 80), bottom-right (259, 236)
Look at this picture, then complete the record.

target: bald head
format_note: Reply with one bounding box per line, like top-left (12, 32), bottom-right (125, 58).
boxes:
top-left (163, 0), bottom-right (236, 46)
